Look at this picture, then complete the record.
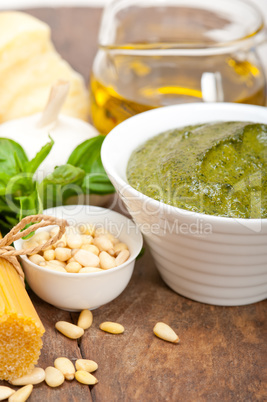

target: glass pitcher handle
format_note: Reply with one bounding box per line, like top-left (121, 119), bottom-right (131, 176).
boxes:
top-left (201, 72), bottom-right (224, 102)
top-left (253, 27), bottom-right (267, 47)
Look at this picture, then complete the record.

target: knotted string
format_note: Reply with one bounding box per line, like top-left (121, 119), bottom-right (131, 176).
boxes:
top-left (0, 214), bottom-right (68, 284)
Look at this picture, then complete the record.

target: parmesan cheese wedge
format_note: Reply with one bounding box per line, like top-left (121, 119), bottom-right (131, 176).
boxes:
top-left (0, 11), bottom-right (89, 123)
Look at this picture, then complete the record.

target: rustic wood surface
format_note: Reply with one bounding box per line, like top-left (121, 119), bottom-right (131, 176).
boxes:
top-left (0, 7), bottom-right (266, 402)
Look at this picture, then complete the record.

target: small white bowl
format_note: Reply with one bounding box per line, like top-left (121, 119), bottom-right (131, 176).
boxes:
top-left (101, 103), bottom-right (267, 306)
top-left (14, 205), bottom-right (143, 311)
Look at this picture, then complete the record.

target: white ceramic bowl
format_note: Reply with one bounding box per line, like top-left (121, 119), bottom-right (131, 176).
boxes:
top-left (101, 103), bottom-right (267, 306)
top-left (14, 205), bottom-right (143, 311)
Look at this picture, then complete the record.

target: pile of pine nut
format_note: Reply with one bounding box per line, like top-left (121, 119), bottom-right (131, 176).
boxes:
top-left (1, 307), bottom-right (179, 400)
top-left (23, 223), bottom-right (130, 273)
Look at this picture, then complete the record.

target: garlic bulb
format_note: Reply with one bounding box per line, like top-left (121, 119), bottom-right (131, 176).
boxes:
top-left (0, 113), bottom-right (98, 180)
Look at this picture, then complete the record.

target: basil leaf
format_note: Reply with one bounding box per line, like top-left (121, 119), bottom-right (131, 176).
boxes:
top-left (0, 134), bottom-right (116, 233)
top-left (0, 173), bottom-right (13, 196)
top-left (40, 164), bottom-right (85, 209)
top-left (0, 215), bottom-right (18, 234)
top-left (82, 173), bottom-right (115, 195)
top-left (23, 136), bottom-right (54, 174)
top-left (67, 136), bottom-right (104, 170)
top-left (0, 138), bottom-right (28, 175)
top-left (14, 151), bottom-right (25, 173)
top-left (0, 197), bottom-right (19, 234)
top-left (0, 172), bottom-right (12, 185)
top-left (0, 196), bottom-right (15, 212)
top-left (67, 135), bottom-right (114, 195)
top-left (16, 182), bottom-right (43, 220)
top-left (2, 173), bottom-right (36, 224)
top-left (5, 173), bottom-right (35, 197)
top-left (42, 164), bottom-right (85, 185)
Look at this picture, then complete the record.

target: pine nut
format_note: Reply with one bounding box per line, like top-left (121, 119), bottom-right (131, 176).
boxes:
top-left (108, 248), bottom-right (115, 256)
top-left (75, 359), bottom-right (98, 373)
top-left (153, 322), bottom-right (180, 344)
top-left (55, 247), bottom-right (72, 262)
top-left (66, 233), bottom-right (83, 249)
top-left (47, 260), bottom-right (66, 268)
top-left (115, 250), bottom-right (130, 266)
top-left (43, 249), bottom-right (55, 261)
top-left (28, 254), bottom-right (45, 265)
top-left (50, 226), bottom-right (59, 237)
top-left (8, 384), bottom-right (33, 402)
top-left (75, 370), bottom-right (98, 385)
top-left (26, 224), bottom-right (130, 275)
top-left (45, 263), bottom-right (67, 273)
top-left (79, 267), bottom-right (103, 273)
top-left (81, 235), bottom-right (93, 244)
top-left (93, 236), bottom-right (113, 252)
top-left (94, 227), bottom-right (107, 237)
top-left (114, 242), bottom-right (128, 256)
top-left (74, 249), bottom-right (100, 267)
top-left (31, 231), bottom-right (50, 243)
top-left (99, 322), bottom-right (124, 334)
top-left (81, 244), bottom-right (99, 255)
top-left (10, 367), bottom-right (45, 385)
top-left (54, 241), bottom-right (66, 248)
top-left (22, 240), bottom-right (39, 252)
top-left (65, 226), bottom-right (73, 235)
top-left (67, 257), bottom-right (76, 263)
top-left (48, 259), bottom-right (66, 268)
top-left (53, 234), bottom-right (67, 248)
top-left (99, 251), bottom-right (116, 270)
top-left (0, 386), bottom-right (15, 400)
top-left (45, 366), bottom-right (65, 387)
top-left (80, 244), bottom-right (90, 252)
top-left (78, 223), bottom-right (95, 236)
top-left (39, 242), bottom-right (53, 250)
top-left (106, 233), bottom-right (119, 245)
top-left (65, 262), bottom-right (82, 273)
top-left (77, 309), bottom-right (93, 330)
top-left (37, 239), bottom-right (50, 247)
top-left (55, 321), bottom-right (84, 339)
top-left (54, 357), bottom-right (75, 380)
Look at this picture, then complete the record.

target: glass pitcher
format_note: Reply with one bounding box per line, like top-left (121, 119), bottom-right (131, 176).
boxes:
top-left (90, 0), bottom-right (266, 134)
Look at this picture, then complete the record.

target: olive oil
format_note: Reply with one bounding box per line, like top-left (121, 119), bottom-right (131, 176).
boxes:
top-left (90, 53), bottom-right (265, 135)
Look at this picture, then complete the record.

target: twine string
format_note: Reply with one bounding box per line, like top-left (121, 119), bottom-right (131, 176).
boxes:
top-left (0, 214), bottom-right (68, 283)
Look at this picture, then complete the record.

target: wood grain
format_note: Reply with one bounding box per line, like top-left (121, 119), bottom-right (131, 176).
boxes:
top-left (26, 7), bottom-right (103, 82)
top-left (0, 7), bottom-right (266, 402)
top-left (27, 291), bottom-right (92, 402)
top-left (81, 248), bottom-right (267, 402)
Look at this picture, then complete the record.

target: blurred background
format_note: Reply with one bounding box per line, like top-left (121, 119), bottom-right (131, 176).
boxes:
top-left (0, 0), bottom-right (266, 13)
top-left (1, 0), bottom-right (267, 129)
top-left (1, 0), bottom-right (106, 7)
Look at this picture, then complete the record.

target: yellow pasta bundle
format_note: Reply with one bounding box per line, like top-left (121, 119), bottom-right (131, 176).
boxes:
top-left (0, 258), bottom-right (45, 381)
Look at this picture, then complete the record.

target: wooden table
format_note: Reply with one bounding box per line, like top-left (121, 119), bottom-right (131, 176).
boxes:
top-left (1, 8), bottom-right (267, 401)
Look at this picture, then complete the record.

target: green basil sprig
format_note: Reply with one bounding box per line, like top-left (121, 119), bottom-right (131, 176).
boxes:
top-left (0, 134), bottom-right (114, 233)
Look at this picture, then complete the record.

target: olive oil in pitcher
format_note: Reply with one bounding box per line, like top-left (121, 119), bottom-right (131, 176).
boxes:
top-left (90, 52), bottom-right (265, 135)
top-left (90, 0), bottom-right (266, 135)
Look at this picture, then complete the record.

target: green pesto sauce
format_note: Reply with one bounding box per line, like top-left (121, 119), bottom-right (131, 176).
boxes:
top-left (127, 121), bottom-right (267, 218)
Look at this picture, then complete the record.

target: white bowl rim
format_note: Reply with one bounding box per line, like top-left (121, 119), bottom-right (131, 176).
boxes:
top-left (14, 205), bottom-right (143, 277)
top-left (101, 102), bottom-right (267, 226)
